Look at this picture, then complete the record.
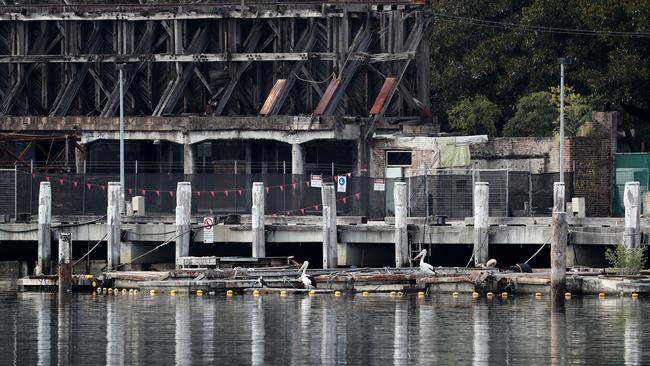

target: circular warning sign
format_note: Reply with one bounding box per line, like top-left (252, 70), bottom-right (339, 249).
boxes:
top-left (203, 217), bottom-right (214, 231)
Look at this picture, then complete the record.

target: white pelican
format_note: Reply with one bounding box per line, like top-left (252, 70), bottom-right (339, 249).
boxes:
top-left (299, 261), bottom-right (317, 289)
top-left (413, 249), bottom-right (435, 275)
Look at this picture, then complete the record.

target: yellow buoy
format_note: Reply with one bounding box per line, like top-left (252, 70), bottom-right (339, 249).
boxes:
top-left (308, 290), bottom-right (316, 297)
top-left (535, 292), bottom-right (542, 298)
top-left (149, 289), bottom-right (156, 296)
top-left (334, 291), bottom-right (341, 297)
top-left (486, 292), bottom-right (494, 299)
top-left (92, 281), bottom-right (97, 288)
top-left (598, 292), bottom-right (605, 298)
top-left (196, 290), bottom-right (204, 296)
top-left (397, 291), bottom-right (404, 297)
top-left (96, 287), bottom-right (102, 294)
top-left (85, 274), bottom-right (94, 280)
top-left (362, 291), bottom-right (369, 297)
top-left (280, 290), bottom-right (288, 297)
top-left (501, 292), bottom-right (508, 299)
top-left (122, 289), bottom-right (127, 294)
top-left (632, 293), bottom-right (639, 299)
top-left (253, 290), bottom-right (260, 296)
top-left (452, 292), bottom-right (459, 297)
top-left (389, 291), bottom-right (397, 297)
top-left (472, 292), bottom-right (479, 299)
top-left (417, 291), bottom-right (425, 298)
top-left (133, 290), bottom-right (139, 295)
top-left (226, 290), bottom-right (234, 297)
top-left (108, 288), bottom-right (113, 294)
top-left (564, 292), bottom-right (572, 299)
top-left (170, 290), bottom-right (176, 296)
top-left (129, 289), bottom-right (134, 294)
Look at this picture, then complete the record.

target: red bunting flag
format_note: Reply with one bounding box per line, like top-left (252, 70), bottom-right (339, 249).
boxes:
top-left (305, 182), bottom-right (309, 187)
top-left (87, 183), bottom-right (92, 190)
top-left (156, 190), bottom-right (160, 197)
top-left (314, 204), bottom-right (319, 211)
top-left (73, 181), bottom-right (79, 188)
top-left (141, 189), bottom-right (146, 195)
top-left (196, 191), bottom-right (201, 197)
top-left (128, 188), bottom-right (133, 194)
top-left (355, 192), bottom-right (361, 200)
top-left (286, 211), bottom-right (291, 216)
top-left (279, 185), bottom-right (284, 192)
top-left (299, 208), bottom-right (305, 215)
top-left (224, 191), bottom-right (229, 197)
top-left (292, 183), bottom-right (297, 190)
top-left (32, 173), bottom-right (36, 180)
top-left (100, 185), bottom-right (106, 191)
top-left (168, 191), bottom-right (174, 198)
top-left (265, 187), bottom-right (270, 193)
top-left (45, 176), bottom-right (50, 182)
top-left (59, 178), bottom-right (64, 185)
top-left (238, 189), bottom-right (243, 196)
top-left (210, 191), bottom-right (215, 198)
top-left (272, 213), bottom-right (277, 218)
top-left (347, 173), bottom-right (351, 178)
top-left (342, 197), bottom-right (347, 204)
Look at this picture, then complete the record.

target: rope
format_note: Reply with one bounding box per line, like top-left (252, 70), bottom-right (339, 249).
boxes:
top-left (73, 233), bottom-right (107, 266)
top-left (524, 235), bottom-right (551, 264)
top-left (109, 228), bottom-right (192, 271)
top-left (0, 215), bottom-right (107, 234)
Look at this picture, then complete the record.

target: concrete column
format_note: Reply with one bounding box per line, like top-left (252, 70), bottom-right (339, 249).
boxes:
top-left (551, 212), bottom-right (567, 303)
top-left (553, 182), bottom-right (565, 216)
top-left (37, 182), bottom-right (51, 275)
top-left (74, 143), bottom-right (86, 174)
top-left (107, 182), bottom-right (121, 270)
top-left (624, 182), bottom-right (640, 249)
top-left (183, 143), bottom-right (195, 176)
top-left (394, 182), bottom-right (408, 268)
top-left (58, 232), bottom-right (72, 294)
top-left (175, 182), bottom-right (192, 268)
top-left (473, 182), bottom-right (489, 266)
top-left (321, 183), bottom-right (337, 269)
top-left (291, 143), bottom-right (305, 175)
top-left (251, 182), bottom-right (265, 258)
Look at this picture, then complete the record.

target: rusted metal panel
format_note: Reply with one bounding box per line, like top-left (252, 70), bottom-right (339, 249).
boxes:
top-left (313, 78), bottom-right (341, 115)
top-left (259, 79), bottom-right (287, 116)
top-left (369, 77), bottom-right (397, 115)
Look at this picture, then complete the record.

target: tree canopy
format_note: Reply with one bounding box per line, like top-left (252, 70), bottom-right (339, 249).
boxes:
top-left (448, 95), bottom-right (500, 136)
top-left (430, 0), bottom-right (650, 150)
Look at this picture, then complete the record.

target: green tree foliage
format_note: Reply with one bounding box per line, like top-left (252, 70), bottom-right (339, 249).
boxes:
top-left (549, 86), bottom-right (592, 137)
top-left (605, 242), bottom-right (647, 276)
top-left (448, 95), bottom-right (500, 135)
top-left (503, 92), bottom-right (555, 137)
top-left (431, 0), bottom-right (650, 149)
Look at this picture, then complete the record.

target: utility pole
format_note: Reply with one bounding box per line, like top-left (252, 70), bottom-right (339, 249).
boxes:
top-left (557, 57), bottom-right (573, 184)
top-left (118, 64), bottom-right (126, 214)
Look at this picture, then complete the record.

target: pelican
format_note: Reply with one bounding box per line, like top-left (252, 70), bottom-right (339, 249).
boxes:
top-left (256, 276), bottom-right (270, 288)
top-left (412, 249), bottom-right (435, 275)
top-left (299, 261), bottom-right (317, 289)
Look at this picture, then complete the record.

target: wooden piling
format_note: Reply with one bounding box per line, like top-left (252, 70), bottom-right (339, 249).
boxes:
top-left (107, 182), bottom-right (121, 271)
top-left (321, 183), bottom-right (337, 269)
top-left (553, 182), bottom-right (565, 216)
top-left (58, 232), bottom-right (72, 294)
top-left (37, 182), bottom-right (51, 275)
top-left (551, 212), bottom-right (568, 302)
top-left (394, 182), bottom-right (408, 267)
top-left (175, 182), bottom-right (192, 269)
top-left (624, 182), bottom-right (640, 249)
top-left (251, 182), bottom-right (265, 258)
top-left (473, 182), bottom-right (489, 266)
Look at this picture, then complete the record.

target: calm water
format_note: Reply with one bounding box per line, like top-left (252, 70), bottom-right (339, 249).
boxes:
top-left (0, 291), bottom-right (648, 365)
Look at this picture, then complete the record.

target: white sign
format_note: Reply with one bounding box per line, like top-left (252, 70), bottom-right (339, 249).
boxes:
top-left (310, 174), bottom-right (322, 188)
top-left (373, 178), bottom-right (385, 191)
top-left (337, 175), bottom-right (347, 193)
top-left (203, 216), bottom-right (214, 244)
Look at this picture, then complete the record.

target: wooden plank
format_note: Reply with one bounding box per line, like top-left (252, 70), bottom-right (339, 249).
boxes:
top-left (313, 78), bottom-right (340, 115)
top-left (259, 79), bottom-right (287, 116)
top-left (369, 77), bottom-right (397, 115)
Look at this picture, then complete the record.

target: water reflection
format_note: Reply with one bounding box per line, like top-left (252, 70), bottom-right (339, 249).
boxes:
top-left (251, 296), bottom-right (265, 366)
top-left (393, 300), bottom-right (408, 365)
top-left (418, 300), bottom-right (435, 364)
top-left (551, 302), bottom-right (567, 366)
top-left (175, 295), bottom-right (191, 366)
top-left (106, 295), bottom-right (125, 366)
top-left (35, 294), bottom-right (52, 366)
top-left (625, 300), bottom-right (640, 366)
top-left (473, 304), bottom-right (489, 365)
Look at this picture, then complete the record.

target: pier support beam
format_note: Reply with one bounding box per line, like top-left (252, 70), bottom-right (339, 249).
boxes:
top-left (183, 143), bottom-right (195, 176)
top-left (624, 182), bottom-right (640, 249)
top-left (251, 182), bottom-right (265, 258)
top-left (37, 182), bottom-right (52, 275)
top-left (394, 182), bottom-right (409, 268)
top-left (175, 182), bottom-right (192, 268)
top-left (553, 182), bottom-right (565, 215)
top-left (58, 232), bottom-right (72, 294)
top-left (321, 183), bottom-right (337, 269)
top-left (291, 143), bottom-right (304, 175)
top-left (107, 182), bottom-right (121, 270)
top-left (551, 212), bottom-right (567, 302)
top-left (473, 182), bottom-right (489, 266)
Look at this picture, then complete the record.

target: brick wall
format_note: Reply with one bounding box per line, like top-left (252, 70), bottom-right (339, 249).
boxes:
top-left (566, 137), bottom-right (612, 217)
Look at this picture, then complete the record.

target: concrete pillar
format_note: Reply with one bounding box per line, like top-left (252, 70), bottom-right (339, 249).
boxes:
top-left (175, 182), bottom-right (192, 268)
top-left (624, 182), bottom-right (640, 249)
top-left (183, 143), bottom-right (195, 176)
top-left (291, 143), bottom-right (305, 175)
top-left (74, 143), bottom-right (86, 174)
top-left (553, 182), bottom-right (565, 216)
top-left (643, 191), bottom-right (650, 218)
top-left (550, 212), bottom-right (567, 303)
top-left (321, 183), bottom-right (337, 269)
top-left (394, 182), bottom-right (408, 268)
top-left (37, 182), bottom-right (51, 275)
top-left (58, 232), bottom-right (72, 294)
top-left (107, 182), bottom-right (121, 270)
top-left (473, 182), bottom-right (489, 266)
top-left (251, 182), bottom-right (265, 258)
